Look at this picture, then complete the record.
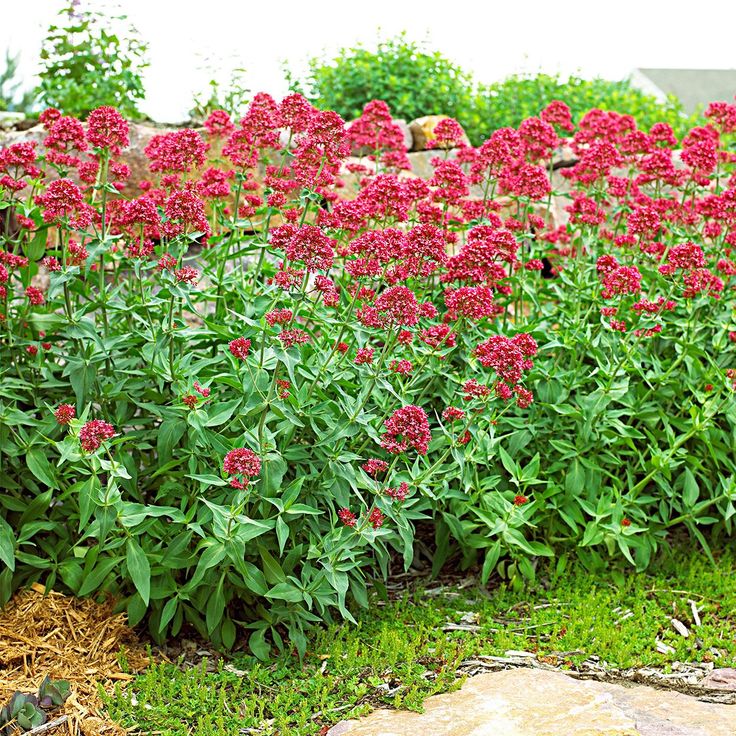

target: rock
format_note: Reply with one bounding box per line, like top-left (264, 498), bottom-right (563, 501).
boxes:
top-left (702, 667), bottom-right (736, 691)
top-left (0, 122), bottom-right (171, 197)
top-left (394, 119), bottom-right (413, 151)
top-left (407, 149), bottom-right (451, 179)
top-left (346, 117), bottom-right (413, 157)
top-left (328, 667), bottom-right (736, 735)
top-left (409, 115), bottom-right (470, 151)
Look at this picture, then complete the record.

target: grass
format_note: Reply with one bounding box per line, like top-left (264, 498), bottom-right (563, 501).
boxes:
top-left (106, 546), bottom-right (736, 735)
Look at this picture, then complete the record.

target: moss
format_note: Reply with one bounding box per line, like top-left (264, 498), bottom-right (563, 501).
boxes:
top-left (106, 546), bottom-right (736, 735)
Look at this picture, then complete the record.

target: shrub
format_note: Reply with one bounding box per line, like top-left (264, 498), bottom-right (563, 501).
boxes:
top-left (38, 1), bottom-right (149, 119)
top-left (1, 96), bottom-right (736, 655)
top-left (470, 74), bottom-right (701, 144)
top-left (288, 34), bottom-right (700, 146)
top-left (286, 33), bottom-right (475, 128)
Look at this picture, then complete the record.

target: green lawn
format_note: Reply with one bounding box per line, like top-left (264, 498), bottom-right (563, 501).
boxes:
top-left (106, 546), bottom-right (736, 735)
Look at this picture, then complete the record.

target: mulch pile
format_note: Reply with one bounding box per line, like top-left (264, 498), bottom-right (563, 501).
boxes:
top-left (0, 583), bottom-right (153, 735)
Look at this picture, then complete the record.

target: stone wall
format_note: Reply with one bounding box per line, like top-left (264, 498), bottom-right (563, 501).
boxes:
top-left (0, 114), bottom-right (575, 229)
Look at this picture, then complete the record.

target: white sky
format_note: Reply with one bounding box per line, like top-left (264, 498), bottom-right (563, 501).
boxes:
top-left (4, 0), bottom-right (736, 122)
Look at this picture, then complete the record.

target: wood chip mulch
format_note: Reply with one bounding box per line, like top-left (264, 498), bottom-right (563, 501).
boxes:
top-left (0, 583), bottom-right (154, 735)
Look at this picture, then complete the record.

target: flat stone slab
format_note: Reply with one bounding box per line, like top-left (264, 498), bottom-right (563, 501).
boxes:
top-left (328, 668), bottom-right (735, 735)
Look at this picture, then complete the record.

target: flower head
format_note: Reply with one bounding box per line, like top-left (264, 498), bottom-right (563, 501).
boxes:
top-left (368, 508), bottom-right (385, 529)
top-left (338, 508), bottom-right (357, 527)
top-left (54, 403), bottom-right (75, 424)
top-left (381, 405), bottom-right (431, 455)
top-left (385, 482), bottom-right (409, 502)
top-left (229, 337), bottom-right (251, 360)
top-left (36, 179), bottom-right (93, 228)
top-left (362, 459), bottom-right (389, 476)
top-left (79, 420), bottom-right (115, 453)
top-left (26, 286), bottom-right (45, 306)
top-left (86, 106), bottom-right (129, 154)
top-left (223, 447), bottom-right (261, 488)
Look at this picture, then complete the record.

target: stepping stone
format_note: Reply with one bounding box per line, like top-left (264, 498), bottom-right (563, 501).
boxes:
top-left (328, 668), bottom-right (735, 735)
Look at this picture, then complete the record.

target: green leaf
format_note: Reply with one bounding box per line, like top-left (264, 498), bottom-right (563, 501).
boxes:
top-left (189, 543), bottom-right (226, 588)
top-left (276, 516), bottom-right (289, 554)
top-left (126, 538), bottom-right (151, 605)
top-left (498, 445), bottom-right (518, 480)
top-left (24, 228), bottom-right (48, 261)
top-left (265, 582), bottom-right (304, 603)
top-left (186, 473), bottom-right (228, 487)
top-left (78, 477), bottom-right (100, 531)
top-left (26, 448), bottom-right (58, 489)
top-left (157, 419), bottom-right (187, 463)
top-left (682, 468), bottom-right (699, 507)
top-left (206, 577), bottom-right (226, 634)
top-left (158, 597), bottom-right (179, 634)
top-left (249, 627), bottom-right (270, 660)
top-left (205, 399), bottom-right (241, 427)
top-left (259, 547), bottom-right (286, 584)
top-left (481, 541), bottom-right (501, 584)
top-left (0, 517), bottom-right (15, 571)
top-left (78, 556), bottom-right (120, 596)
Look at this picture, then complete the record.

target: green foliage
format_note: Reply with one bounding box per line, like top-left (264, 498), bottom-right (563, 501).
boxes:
top-left (288, 34), bottom-right (700, 145)
top-left (470, 74), bottom-right (700, 144)
top-left (37, 1), bottom-right (149, 118)
top-left (2, 94), bottom-right (735, 658)
top-left (105, 548), bottom-right (736, 735)
top-left (0, 50), bottom-right (36, 114)
top-left (287, 32), bottom-right (475, 127)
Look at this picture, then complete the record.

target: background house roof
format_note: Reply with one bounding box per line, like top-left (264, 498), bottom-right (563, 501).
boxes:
top-left (632, 68), bottom-right (736, 113)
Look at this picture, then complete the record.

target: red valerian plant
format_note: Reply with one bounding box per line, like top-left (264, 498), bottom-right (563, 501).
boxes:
top-left (1, 94), bottom-right (736, 657)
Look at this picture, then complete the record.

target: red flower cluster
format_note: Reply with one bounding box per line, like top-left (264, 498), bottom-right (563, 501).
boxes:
top-left (385, 482), bottom-right (409, 502)
top-left (358, 286), bottom-right (421, 329)
top-left (25, 286), bottom-right (45, 306)
top-left (223, 447), bottom-right (261, 489)
top-left (145, 129), bottom-right (208, 173)
top-left (265, 308), bottom-right (293, 326)
top-left (354, 347), bottom-right (374, 365)
top-left (36, 179), bottom-right (93, 229)
top-left (362, 459), bottom-right (389, 476)
top-left (86, 106), bottom-right (129, 155)
top-left (338, 508), bottom-right (357, 527)
top-left (474, 333), bottom-right (537, 386)
top-left (54, 404), bottom-right (76, 425)
top-left (380, 404), bottom-right (431, 455)
top-left (79, 420), bottom-right (115, 453)
top-left (278, 328), bottom-right (310, 348)
top-left (444, 286), bottom-right (497, 321)
top-left (229, 337), bottom-right (251, 360)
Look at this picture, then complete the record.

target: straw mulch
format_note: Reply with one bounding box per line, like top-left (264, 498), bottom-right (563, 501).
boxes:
top-left (0, 583), bottom-right (153, 735)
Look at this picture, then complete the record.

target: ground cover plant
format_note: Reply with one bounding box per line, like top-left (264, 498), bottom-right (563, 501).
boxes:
top-left (1, 93), bottom-right (736, 656)
top-left (104, 547), bottom-right (736, 735)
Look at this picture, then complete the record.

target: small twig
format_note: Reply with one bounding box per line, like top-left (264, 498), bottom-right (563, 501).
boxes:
top-left (688, 600), bottom-right (702, 627)
top-left (27, 715), bottom-right (68, 735)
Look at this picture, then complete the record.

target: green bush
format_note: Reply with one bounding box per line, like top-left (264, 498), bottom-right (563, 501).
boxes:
top-left (38, 1), bottom-right (149, 119)
top-left (2, 95), bottom-right (735, 658)
top-left (286, 33), bottom-right (476, 128)
top-left (470, 74), bottom-right (700, 144)
top-left (287, 34), bottom-right (700, 145)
